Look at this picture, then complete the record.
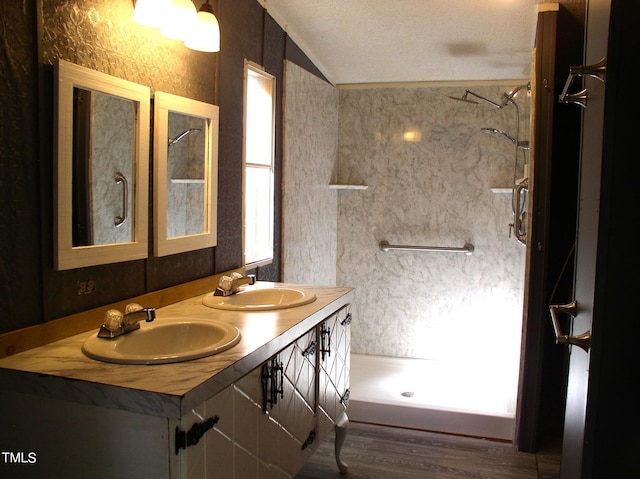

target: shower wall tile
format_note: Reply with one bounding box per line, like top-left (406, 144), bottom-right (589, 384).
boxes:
top-left (282, 61), bottom-right (339, 286)
top-left (337, 85), bottom-right (527, 379)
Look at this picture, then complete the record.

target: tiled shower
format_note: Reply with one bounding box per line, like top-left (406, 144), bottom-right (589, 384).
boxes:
top-left (282, 61), bottom-right (528, 440)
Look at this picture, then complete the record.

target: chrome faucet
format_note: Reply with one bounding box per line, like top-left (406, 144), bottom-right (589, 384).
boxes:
top-left (214, 272), bottom-right (256, 297)
top-left (122, 307), bottom-right (156, 327)
top-left (97, 303), bottom-right (155, 339)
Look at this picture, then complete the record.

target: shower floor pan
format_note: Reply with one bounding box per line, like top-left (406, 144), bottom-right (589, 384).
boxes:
top-left (348, 353), bottom-right (516, 441)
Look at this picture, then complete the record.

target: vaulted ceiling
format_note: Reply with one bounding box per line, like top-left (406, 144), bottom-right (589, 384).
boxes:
top-left (258, 0), bottom-right (548, 85)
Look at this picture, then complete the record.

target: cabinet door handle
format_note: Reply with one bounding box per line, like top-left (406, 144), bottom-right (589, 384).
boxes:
top-left (274, 357), bottom-right (284, 400)
top-left (261, 363), bottom-right (270, 412)
top-left (302, 341), bottom-right (317, 358)
top-left (261, 356), bottom-right (284, 412)
top-left (558, 58), bottom-right (606, 108)
top-left (320, 323), bottom-right (331, 361)
top-left (301, 429), bottom-right (316, 450)
top-left (175, 416), bottom-right (219, 454)
top-left (549, 301), bottom-right (591, 352)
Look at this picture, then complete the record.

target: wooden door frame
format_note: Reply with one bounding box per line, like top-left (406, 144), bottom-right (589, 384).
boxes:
top-left (515, 3), bottom-right (584, 453)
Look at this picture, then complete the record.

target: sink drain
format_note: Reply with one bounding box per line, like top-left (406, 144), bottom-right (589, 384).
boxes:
top-left (401, 391), bottom-right (414, 398)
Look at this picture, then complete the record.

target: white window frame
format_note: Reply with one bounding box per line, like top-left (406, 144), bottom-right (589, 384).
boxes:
top-left (242, 60), bottom-right (276, 268)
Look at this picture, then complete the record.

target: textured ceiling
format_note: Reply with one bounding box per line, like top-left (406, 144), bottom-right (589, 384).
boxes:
top-left (258, 0), bottom-right (547, 85)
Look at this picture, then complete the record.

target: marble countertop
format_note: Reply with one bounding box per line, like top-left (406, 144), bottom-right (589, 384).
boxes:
top-left (0, 282), bottom-right (354, 419)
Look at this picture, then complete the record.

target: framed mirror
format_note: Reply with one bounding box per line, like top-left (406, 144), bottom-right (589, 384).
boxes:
top-left (54, 59), bottom-right (150, 270)
top-left (153, 92), bottom-right (218, 257)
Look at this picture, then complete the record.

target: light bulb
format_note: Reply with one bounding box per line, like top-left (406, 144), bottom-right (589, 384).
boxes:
top-left (133, 0), bottom-right (171, 28)
top-left (160, 0), bottom-right (198, 41)
top-left (185, 3), bottom-right (220, 53)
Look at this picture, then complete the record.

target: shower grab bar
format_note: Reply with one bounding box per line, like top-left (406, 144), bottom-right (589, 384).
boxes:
top-left (379, 240), bottom-right (474, 255)
top-left (114, 172), bottom-right (128, 227)
top-left (511, 178), bottom-right (528, 246)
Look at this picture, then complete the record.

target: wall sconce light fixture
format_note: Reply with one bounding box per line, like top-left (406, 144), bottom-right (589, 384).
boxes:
top-left (159, 0), bottom-right (197, 40)
top-left (133, 0), bottom-right (220, 53)
top-left (184, 1), bottom-right (220, 52)
top-left (133, 0), bottom-right (171, 28)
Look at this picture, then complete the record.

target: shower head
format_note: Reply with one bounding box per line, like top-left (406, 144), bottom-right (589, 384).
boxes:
top-left (168, 128), bottom-right (201, 146)
top-left (447, 91), bottom-right (479, 105)
top-left (481, 127), bottom-right (530, 150)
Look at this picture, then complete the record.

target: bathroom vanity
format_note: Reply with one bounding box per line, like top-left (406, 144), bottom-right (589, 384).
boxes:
top-left (0, 282), bottom-right (353, 479)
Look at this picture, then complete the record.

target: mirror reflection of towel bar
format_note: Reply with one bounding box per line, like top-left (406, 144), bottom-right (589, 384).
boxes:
top-left (379, 240), bottom-right (474, 255)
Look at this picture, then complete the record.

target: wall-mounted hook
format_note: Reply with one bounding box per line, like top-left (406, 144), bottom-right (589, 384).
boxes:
top-left (559, 58), bottom-right (606, 108)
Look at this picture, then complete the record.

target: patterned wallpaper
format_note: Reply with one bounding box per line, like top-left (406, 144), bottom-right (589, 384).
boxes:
top-left (0, 1), bottom-right (42, 332)
top-left (41, 0), bottom-right (215, 104)
top-left (0, 0), bottom-right (335, 332)
top-left (2, 0), bottom-right (319, 329)
top-left (38, 0), bottom-right (220, 319)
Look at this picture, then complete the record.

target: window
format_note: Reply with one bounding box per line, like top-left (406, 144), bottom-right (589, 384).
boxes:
top-left (243, 61), bottom-right (276, 267)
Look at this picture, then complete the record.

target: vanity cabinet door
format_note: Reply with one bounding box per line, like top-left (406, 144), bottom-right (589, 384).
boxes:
top-left (0, 390), bottom-right (173, 479)
top-left (175, 385), bottom-right (234, 479)
top-left (232, 366), bottom-right (264, 477)
top-left (268, 328), bottom-right (318, 475)
top-left (233, 327), bottom-right (317, 478)
top-left (318, 305), bottom-right (351, 423)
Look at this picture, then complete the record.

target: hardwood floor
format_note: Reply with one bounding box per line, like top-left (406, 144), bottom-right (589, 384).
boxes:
top-left (296, 422), bottom-right (561, 479)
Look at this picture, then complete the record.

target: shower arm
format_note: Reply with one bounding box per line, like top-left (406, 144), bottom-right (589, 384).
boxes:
top-left (503, 84), bottom-right (529, 105)
top-left (474, 85), bottom-right (528, 239)
top-left (463, 90), bottom-right (504, 109)
top-left (504, 92), bottom-right (529, 245)
top-left (168, 128), bottom-right (201, 147)
top-left (449, 84), bottom-right (529, 109)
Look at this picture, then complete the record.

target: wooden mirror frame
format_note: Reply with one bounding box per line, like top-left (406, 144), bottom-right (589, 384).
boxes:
top-left (153, 91), bottom-right (218, 257)
top-left (53, 59), bottom-right (150, 270)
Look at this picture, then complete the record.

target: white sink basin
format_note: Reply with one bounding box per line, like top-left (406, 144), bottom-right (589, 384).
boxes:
top-left (82, 319), bottom-right (241, 365)
top-left (202, 286), bottom-right (316, 311)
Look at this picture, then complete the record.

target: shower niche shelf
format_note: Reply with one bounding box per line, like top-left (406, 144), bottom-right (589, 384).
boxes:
top-left (490, 187), bottom-right (513, 194)
top-left (329, 184), bottom-right (368, 190)
top-left (170, 178), bottom-right (205, 184)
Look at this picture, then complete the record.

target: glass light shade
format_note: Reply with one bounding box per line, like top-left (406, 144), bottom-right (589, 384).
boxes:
top-left (160, 0), bottom-right (198, 41)
top-left (133, 0), bottom-right (171, 28)
top-left (184, 10), bottom-right (220, 52)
